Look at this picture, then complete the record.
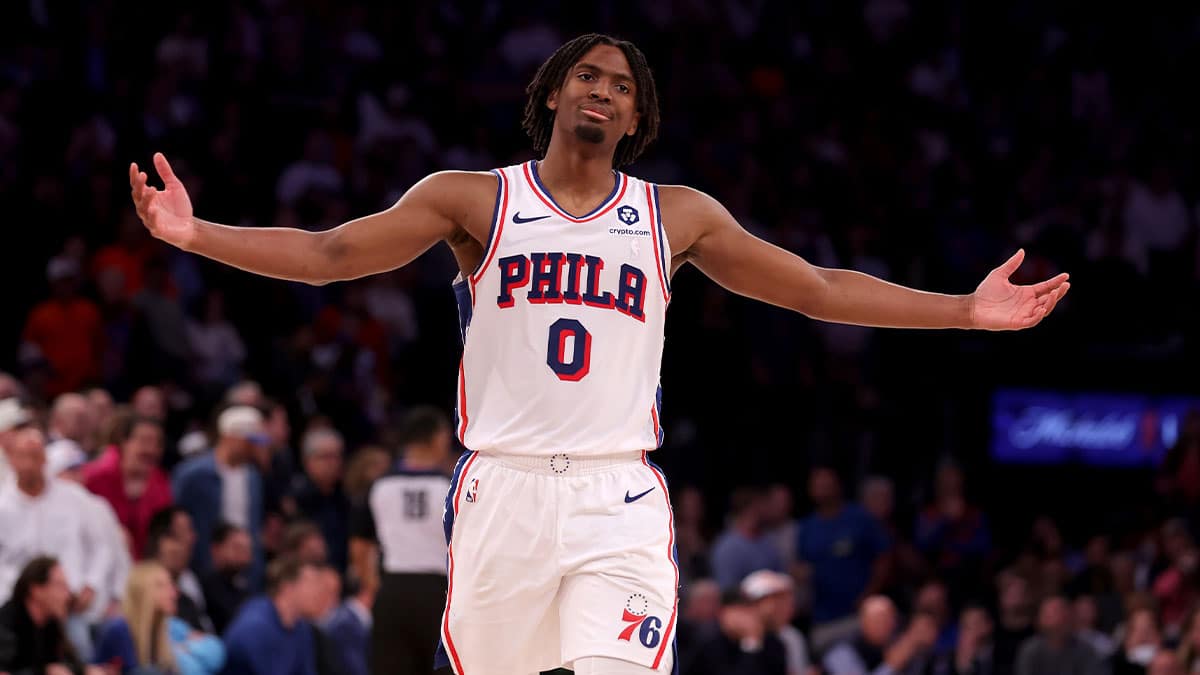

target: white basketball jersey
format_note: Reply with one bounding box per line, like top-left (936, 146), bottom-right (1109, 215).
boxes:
top-left (452, 160), bottom-right (671, 457)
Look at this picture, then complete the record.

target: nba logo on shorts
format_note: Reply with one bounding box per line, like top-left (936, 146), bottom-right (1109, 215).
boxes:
top-left (617, 205), bottom-right (640, 225)
top-left (464, 478), bottom-right (479, 503)
top-left (617, 594), bottom-right (662, 649)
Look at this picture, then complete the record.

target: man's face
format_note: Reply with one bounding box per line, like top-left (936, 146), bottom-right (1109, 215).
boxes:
top-left (293, 566), bottom-right (328, 619)
top-left (6, 427), bottom-right (46, 483)
top-left (548, 44), bottom-right (640, 147)
top-left (808, 468), bottom-right (841, 506)
top-left (1038, 597), bottom-right (1069, 636)
top-left (171, 511), bottom-right (196, 553)
top-left (122, 422), bottom-right (163, 472)
top-left (267, 407), bottom-right (290, 448)
top-left (214, 530), bottom-right (253, 573)
top-left (157, 535), bottom-right (189, 575)
top-left (132, 387), bottom-right (166, 422)
top-left (304, 437), bottom-right (344, 489)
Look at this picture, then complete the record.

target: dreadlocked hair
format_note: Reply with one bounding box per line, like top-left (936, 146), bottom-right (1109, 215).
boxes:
top-left (522, 34), bottom-right (660, 168)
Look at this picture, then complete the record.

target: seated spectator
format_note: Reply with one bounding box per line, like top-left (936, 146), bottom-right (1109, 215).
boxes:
top-left (309, 568), bottom-right (349, 675)
top-left (676, 578), bottom-right (722, 671)
top-left (83, 414), bottom-right (172, 560)
top-left (993, 573), bottom-right (1036, 674)
top-left (200, 523), bottom-right (253, 635)
top-left (93, 561), bottom-right (224, 675)
top-left (0, 556), bottom-right (91, 675)
top-left (1014, 595), bottom-right (1107, 675)
top-left (741, 570), bottom-right (810, 675)
top-left (319, 574), bottom-right (375, 675)
top-left (710, 487), bottom-right (784, 592)
top-left (687, 588), bottom-right (788, 675)
top-left (914, 462), bottom-right (991, 601)
top-left (287, 429), bottom-right (349, 572)
top-left (145, 506), bottom-right (211, 632)
top-left (1075, 594), bottom-right (1117, 659)
top-left (822, 595), bottom-right (937, 675)
top-left (281, 521), bottom-right (329, 565)
top-left (222, 556), bottom-right (325, 675)
top-left (0, 409), bottom-right (115, 658)
top-left (173, 405), bottom-right (266, 586)
top-left (944, 604), bottom-right (996, 675)
top-left (1176, 606), bottom-right (1200, 673)
top-left (914, 579), bottom-right (957, 659)
top-left (1111, 607), bottom-right (1163, 675)
top-left (797, 466), bottom-right (890, 646)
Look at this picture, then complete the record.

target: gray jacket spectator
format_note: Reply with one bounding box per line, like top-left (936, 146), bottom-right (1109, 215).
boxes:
top-left (1014, 596), bottom-right (1108, 675)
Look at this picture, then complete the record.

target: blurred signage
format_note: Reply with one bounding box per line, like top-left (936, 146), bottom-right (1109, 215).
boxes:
top-left (991, 389), bottom-right (1200, 466)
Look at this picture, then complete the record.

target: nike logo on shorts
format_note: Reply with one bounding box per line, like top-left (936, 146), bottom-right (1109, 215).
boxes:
top-left (512, 212), bottom-right (551, 224)
top-left (624, 487), bottom-right (655, 503)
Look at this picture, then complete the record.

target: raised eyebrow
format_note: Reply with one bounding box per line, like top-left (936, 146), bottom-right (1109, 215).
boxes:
top-left (574, 62), bottom-right (635, 86)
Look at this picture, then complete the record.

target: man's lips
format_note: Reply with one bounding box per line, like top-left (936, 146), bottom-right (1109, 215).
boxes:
top-left (581, 107), bottom-right (612, 121)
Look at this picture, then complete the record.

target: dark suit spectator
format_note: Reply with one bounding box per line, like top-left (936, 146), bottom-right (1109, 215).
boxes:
top-left (688, 589), bottom-right (787, 675)
top-left (200, 523), bottom-right (253, 635)
top-left (287, 428), bottom-right (349, 574)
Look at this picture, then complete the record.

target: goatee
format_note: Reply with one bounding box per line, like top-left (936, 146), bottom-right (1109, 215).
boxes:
top-left (573, 124), bottom-right (605, 144)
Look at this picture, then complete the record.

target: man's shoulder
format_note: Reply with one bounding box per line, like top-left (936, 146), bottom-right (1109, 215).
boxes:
top-left (173, 454), bottom-right (217, 481)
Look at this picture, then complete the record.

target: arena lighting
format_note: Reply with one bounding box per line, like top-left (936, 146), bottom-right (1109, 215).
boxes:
top-left (991, 389), bottom-right (1200, 466)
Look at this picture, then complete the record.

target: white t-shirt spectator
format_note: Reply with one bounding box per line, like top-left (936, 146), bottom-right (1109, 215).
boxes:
top-left (0, 479), bottom-right (113, 605)
top-left (217, 461), bottom-right (251, 530)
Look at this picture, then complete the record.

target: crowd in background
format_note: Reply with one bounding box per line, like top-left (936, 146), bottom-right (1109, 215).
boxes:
top-left (3, 0), bottom-right (1200, 674)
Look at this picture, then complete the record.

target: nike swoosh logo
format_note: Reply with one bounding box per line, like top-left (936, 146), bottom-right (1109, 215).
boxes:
top-left (625, 487), bottom-right (656, 503)
top-left (512, 212), bottom-right (551, 224)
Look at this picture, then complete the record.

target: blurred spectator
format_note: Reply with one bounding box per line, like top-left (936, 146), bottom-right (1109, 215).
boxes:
top-left (915, 462), bottom-right (990, 601)
top-left (49, 393), bottom-right (94, 453)
top-left (319, 571), bottom-right (375, 675)
top-left (993, 575), bottom-right (1037, 675)
top-left (222, 557), bottom-right (324, 675)
top-left (0, 556), bottom-right (91, 675)
top-left (936, 604), bottom-right (996, 675)
top-left (20, 258), bottom-right (101, 396)
top-left (1176, 606), bottom-right (1200, 673)
top-left (1014, 595), bottom-right (1106, 675)
top-left (741, 570), bottom-right (809, 675)
top-left (187, 290), bottom-right (247, 394)
top-left (914, 580), bottom-right (956, 659)
top-left (83, 414), bottom-right (172, 559)
top-left (308, 567), bottom-right (349, 675)
top-left (1152, 520), bottom-right (1199, 640)
top-left (92, 561), bottom-right (225, 675)
top-left (687, 588), bottom-right (788, 675)
top-left (341, 446), bottom-right (389, 503)
top-left (129, 256), bottom-right (192, 383)
top-left (349, 406), bottom-right (450, 675)
top-left (281, 521), bottom-right (329, 566)
top-left (173, 405), bottom-right (266, 585)
top-left (1121, 164), bottom-right (1191, 278)
top-left (822, 596), bottom-right (937, 675)
top-left (677, 578), bottom-right (722, 671)
top-left (674, 485), bottom-right (712, 584)
top-left (255, 397), bottom-right (295, 560)
top-left (711, 487), bottom-right (784, 592)
top-left (1075, 594), bottom-right (1117, 660)
top-left (224, 382), bottom-right (264, 409)
top-left (861, 475), bottom-right (928, 603)
top-left (0, 409), bottom-right (114, 653)
top-left (131, 386), bottom-right (167, 424)
top-left (797, 466), bottom-right (890, 644)
top-left (763, 484), bottom-right (800, 571)
top-left (145, 506), bottom-right (210, 632)
top-left (200, 523), bottom-right (253, 635)
top-left (1111, 607), bottom-right (1163, 675)
top-left (288, 428), bottom-right (349, 573)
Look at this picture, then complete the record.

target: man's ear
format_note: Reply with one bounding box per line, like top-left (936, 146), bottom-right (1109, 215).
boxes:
top-left (625, 111), bottom-right (640, 137)
top-left (547, 88), bottom-right (559, 111)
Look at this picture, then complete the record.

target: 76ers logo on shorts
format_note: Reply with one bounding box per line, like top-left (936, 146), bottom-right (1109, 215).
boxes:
top-left (617, 594), bottom-right (662, 649)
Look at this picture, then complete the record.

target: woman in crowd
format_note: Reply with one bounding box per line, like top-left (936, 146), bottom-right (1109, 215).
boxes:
top-left (93, 562), bottom-right (224, 675)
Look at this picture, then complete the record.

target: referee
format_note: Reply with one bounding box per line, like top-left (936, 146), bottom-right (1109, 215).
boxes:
top-left (350, 406), bottom-right (453, 675)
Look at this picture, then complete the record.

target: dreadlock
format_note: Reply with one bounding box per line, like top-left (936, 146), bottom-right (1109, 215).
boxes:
top-left (522, 34), bottom-right (660, 168)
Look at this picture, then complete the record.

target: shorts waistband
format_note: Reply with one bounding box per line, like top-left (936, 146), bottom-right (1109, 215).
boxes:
top-left (481, 451), bottom-right (646, 475)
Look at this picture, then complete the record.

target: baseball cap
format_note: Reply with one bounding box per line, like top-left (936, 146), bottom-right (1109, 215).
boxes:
top-left (217, 405), bottom-right (270, 445)
top-left (0, 398), bottom-right (32, 432)
top-left (740, 570), bottom-right (794, 601)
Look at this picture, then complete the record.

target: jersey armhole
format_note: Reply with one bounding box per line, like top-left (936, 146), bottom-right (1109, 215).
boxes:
top-left (647, 183), bottom-right (672, 301)
top-left (468, 168), bottom-right (510, 286)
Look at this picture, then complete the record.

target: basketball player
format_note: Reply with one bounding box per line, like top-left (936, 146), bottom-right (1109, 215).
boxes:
top-left (130, 33), bottom-right (1069, 675)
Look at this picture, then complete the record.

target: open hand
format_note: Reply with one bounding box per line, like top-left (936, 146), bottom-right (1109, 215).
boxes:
top-left (970, 249), bottom-right (1070, 330)
top-left (129, 152), bottom-right (196, 249)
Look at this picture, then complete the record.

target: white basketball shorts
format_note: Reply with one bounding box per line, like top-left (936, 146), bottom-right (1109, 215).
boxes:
top-left (433, 450), bottom-right (679, 674)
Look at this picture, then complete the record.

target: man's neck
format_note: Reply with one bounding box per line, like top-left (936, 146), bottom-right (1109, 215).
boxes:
top-left (734, 519), bottom-right (759, 539)
top-left (17, 476), bottom-right (46, 498)
top-left (402, 451), bottom-right (441, 471)
top-left (24, 599), bottom-right (48, 626)
top-left (538, 140), bottom-right (617, 201)
top-left (214, 445), bottom-right (238, 468)
top-left (273, 595), bottom-right (298, 629)
top-left (817, 501), bottom-right (843, 518)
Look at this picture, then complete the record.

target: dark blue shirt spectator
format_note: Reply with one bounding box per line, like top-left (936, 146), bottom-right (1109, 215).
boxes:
top-left (222, 597), bottom-right (316, 675)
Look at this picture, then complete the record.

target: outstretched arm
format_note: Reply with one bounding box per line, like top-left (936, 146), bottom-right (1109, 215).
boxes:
top-left (664, 186), bottom-right (1069, 330)
top-left (130, 153), bottom-right (493, 285)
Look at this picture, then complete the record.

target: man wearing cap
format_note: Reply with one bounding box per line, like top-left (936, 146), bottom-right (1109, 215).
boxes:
top-left (742, 570), bottom-right (811, 675)
top-left (172, 405), bottom-right (267, 588)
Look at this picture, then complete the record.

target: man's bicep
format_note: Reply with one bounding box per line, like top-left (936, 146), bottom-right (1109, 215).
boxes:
top-left (682, 192), bottom-right (827, 312)
top-left (321, 171), bottom-right (489, 282)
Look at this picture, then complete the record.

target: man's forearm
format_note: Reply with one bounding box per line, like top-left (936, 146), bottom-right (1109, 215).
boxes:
top-left (809, 268), bottom-right (974, 329)
top-left (189, 218), bottom-right (337, 285)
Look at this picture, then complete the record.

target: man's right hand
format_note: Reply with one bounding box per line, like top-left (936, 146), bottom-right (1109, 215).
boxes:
top-left (129, 152), bottom-right (196, 250)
